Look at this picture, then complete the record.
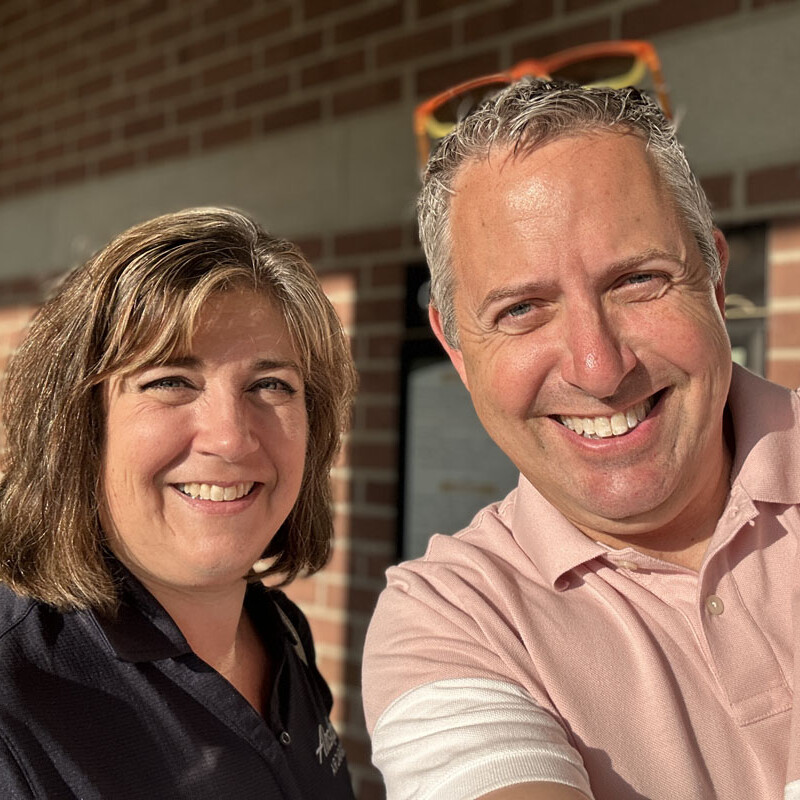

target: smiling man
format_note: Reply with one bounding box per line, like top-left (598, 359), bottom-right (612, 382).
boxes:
top-left (362, 80), bottom-right (800, 800)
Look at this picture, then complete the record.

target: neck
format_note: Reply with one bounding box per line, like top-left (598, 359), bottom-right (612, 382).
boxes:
top-left (591, 437), bottom-right (733, 572)
top-left (137, 578), bottom-right (271, 713)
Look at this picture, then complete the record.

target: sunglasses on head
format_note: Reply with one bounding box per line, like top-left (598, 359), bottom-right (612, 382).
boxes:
top-left (413, 40), bottom-right (672, 168)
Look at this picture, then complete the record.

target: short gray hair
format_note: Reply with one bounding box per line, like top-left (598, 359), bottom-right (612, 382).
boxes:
top-left (418, 79), bottom-right (719, 347)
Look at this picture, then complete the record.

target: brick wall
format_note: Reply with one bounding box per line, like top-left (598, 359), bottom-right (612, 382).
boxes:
top-left (766, 218), bottom-right (800, 388)
top-left (2, 0), bottom-right (800, 207)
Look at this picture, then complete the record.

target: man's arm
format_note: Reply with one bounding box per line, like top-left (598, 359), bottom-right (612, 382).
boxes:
top-left (482, 783), bottom-right (591, 799)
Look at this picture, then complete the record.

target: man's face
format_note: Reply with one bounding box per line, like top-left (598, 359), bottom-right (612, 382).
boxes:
top-left (431, 132), bottom-right (732, 542)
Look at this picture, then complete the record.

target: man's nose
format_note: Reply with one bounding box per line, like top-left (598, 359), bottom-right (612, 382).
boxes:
top-left (559, 304), bottom-right (637, 399)
top-left (194, 392), bottom-right (260, 462)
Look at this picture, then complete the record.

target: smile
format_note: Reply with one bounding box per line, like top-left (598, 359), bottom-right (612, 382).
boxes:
top-left (556, 392), bottom-right (661, 439)
top-left (175, 482), bottom-right (255, 502)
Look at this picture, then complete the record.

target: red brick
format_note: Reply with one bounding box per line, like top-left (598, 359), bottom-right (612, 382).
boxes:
top-left (149, 18), bottom-right (187, 45)
top-left (365, 479), bottom-right (398, 505)
top-left (202, 54), bottom-right (254, 87)
top-left (178, 32), bottom-right (226, 63)
top-left (416, 50), bottom-right (500, 98)
top-left (700, 173), bottom-right (733, 212)
top-left (334, 226), bottom-right (404, 256)
top-left (766, 359), bottom-right (800, 389)
top-left (145, 135), bottom-right (191, 162)
top-left (349, 441), bottom-right (397, 469)
top-left (149, 76), bottom-right (193, 102)
top-left (769, 312), bottom-right (800, 347)
top-left (77, 73), bottom-right (113, 99)
top-left (332, 76), bottom-right (402, 117)
top-left (365, 333), bottom-right (402, 359)
top-left (363, 403), bottom-right (399, 429)
top-left (301, 50), bottom-right (365, 88)
top-left (52, 109), bottom-right (87, 132)
top-left (95, 93), bottom-right (139, 117)
top-left (203, 0), bottom-right (254, 24)
top-left (234, 75), bottom-right (290, 108)
top-left (30, 89), bottom-right (64, 114)
top-left (303, 0), bottom-right (370, 20)
top-left (97, 38), bottom-right (138, 65)
top-left (80, 17), bottom-right (116, 43)
top-left (123, 112), bottom-right (165, 139)
top-left (125, 54), bottom-right (166, 82)
top-left (358, 368), bottom-right (399, 394)
top-left (17, 71), bottom-right (43, 93)
top-left (33, 142), bottom-right (65, 162)
top-left (201, 118), bottom-right (254, 150)
top-left (14, 124), bottom-right (43, 144)
top-left (356, 298), bottom-right (403, 325)
top-left (754, 0), bottom-right (796, 6)
top-left (128, 0), bottom-right (169, 24)
top-left (97, 151), bottom-right (137, 175)
top-left (12, 175), bottom-right (44, 194)
top-left (622, 0), bottom-right (739, 38)
top-left (334, 1), bottom-right (404, 44)
top-left (261, 99), bottom-right (321, 133)
top-left (236, 7), bottom-right (293, 44)
top-left (769, 263), bottom-right (800, 298)
top-left (53, 164), bottom-right (87, 185)
top-left (566, 0), bottom-right (612, 9)
top-left (417, 0), bottom-right (485, 16)
top-left (262, 31), bottom-right (323, 68)
top-left (747, 163), bottom-right (800, 206)
top-left (376, 25), bottom-right (452, 68)
top-left (76, 129), bottom-right (113, 151)
top-left (465, 0), bottom-right (554, 44)
top-left (770, 218), bottom-right (800, 252)
top-left (176, 96), bottom-right (225, 124)
top-left (294, 237), bottom-right (324, 260)
top-left (511, 18), bottom-right (613, 62)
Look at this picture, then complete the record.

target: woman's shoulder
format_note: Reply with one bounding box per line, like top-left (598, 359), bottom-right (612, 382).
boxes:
top-left (0, 583), bottom-right (48, 644)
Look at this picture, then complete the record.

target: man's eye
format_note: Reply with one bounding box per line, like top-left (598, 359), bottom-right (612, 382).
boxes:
top-left (505, 302), bottom-right (533, 318)
top-left (625, 273), bottom-right (654, 285)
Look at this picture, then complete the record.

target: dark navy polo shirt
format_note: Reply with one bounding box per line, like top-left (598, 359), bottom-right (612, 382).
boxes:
top-left (0, 573), bottom-right (356, 799)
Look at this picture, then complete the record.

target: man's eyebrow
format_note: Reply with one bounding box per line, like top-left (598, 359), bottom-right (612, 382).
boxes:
top-left (475, 248), bottom-right (685, 317)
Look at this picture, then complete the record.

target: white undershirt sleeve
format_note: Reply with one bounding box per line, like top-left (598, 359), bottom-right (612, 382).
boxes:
top-left (371, 677), bottom-right (594, 800)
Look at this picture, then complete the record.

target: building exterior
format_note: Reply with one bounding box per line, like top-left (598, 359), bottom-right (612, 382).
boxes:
top-left (1, 1), bottom-right (800, 796)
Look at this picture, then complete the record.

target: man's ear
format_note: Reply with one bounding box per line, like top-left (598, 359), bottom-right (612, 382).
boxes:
top-left (429, 305), bottom-right (470, 391)
top-left (713, 228), bottom-right (729, 317)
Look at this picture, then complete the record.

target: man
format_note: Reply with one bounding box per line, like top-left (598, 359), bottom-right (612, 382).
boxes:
top-left (362, 79), bottom-right (800, 800)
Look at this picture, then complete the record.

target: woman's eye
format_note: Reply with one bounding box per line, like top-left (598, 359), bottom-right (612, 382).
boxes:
top-left (141, 376), bottom-right (193, 391)
top-left (252, 377), bottom-right (297, 395)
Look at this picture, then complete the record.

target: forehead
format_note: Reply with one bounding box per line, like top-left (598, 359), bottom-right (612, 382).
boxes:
top-left (448, 132), bottom-right (689, 295)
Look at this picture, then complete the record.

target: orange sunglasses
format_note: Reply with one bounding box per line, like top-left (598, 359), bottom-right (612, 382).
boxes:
top-left (414, 40), bottom-right (672, 168)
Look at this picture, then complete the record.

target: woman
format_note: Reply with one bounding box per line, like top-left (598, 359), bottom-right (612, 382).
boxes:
top-left (0, 208), bottom-right (357, 799)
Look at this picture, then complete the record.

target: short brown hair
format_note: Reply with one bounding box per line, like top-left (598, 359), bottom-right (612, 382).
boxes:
top-left (0, 207), bottom-right (356, 612)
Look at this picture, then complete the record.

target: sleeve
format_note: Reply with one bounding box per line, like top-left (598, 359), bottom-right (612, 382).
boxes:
top-left (362, 559), bottom-right (593, 799)
top-left (370, 678), bottom-right (593, 800)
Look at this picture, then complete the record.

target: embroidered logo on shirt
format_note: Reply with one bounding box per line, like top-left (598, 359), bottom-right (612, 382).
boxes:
top-left (315, 719), bottom-right (345, 775)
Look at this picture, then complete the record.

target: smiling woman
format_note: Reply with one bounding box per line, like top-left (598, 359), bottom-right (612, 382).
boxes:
top-left (0, 208), bottom-right (357, 800)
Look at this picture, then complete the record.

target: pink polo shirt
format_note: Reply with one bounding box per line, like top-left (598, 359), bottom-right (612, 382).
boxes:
top-left (363, 366), bottom-right (800, 799)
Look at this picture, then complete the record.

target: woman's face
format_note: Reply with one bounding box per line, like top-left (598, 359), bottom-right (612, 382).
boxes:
top-left (101, 291), bottom-right (308, 594)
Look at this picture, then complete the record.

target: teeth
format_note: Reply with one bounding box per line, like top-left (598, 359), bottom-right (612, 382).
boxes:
top-left (558, 396), bottom-right (655, 440)
top-left (177, 482), bottom-right (254, 501)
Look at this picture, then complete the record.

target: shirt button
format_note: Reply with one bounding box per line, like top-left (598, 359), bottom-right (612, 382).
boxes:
top-left (280, 731), bottom-right (291, 745)
top-left (705, 595), bottom-right (724, 616)
top-left (617, 560), bottom-right (639, 571)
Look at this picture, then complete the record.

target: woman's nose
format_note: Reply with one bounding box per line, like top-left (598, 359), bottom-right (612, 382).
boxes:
top-left (194, 392), bottom-right (259, 462)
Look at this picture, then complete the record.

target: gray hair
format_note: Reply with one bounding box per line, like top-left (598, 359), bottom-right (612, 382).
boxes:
top-left (418, 78), bottom-right (719, 347)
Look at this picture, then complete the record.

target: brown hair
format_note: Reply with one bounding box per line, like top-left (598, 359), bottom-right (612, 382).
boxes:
top-left (0, 207), bottom-right (356, 612)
